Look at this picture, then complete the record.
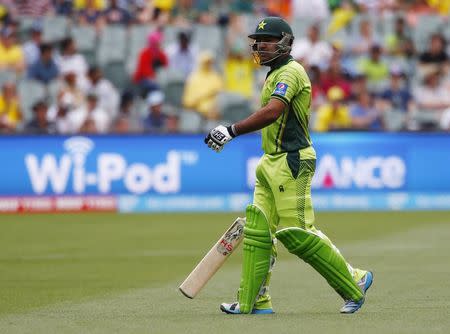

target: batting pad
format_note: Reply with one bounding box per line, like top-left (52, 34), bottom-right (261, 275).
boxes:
top-left (275, 227), bottom-right (363, 302)
top-left (238, 205), bottom-right (272, 314)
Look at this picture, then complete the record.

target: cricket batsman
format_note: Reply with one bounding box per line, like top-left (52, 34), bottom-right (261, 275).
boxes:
top-left (204, 16), bottom-right (373, 314)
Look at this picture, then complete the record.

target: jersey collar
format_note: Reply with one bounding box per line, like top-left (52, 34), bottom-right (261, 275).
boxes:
top-left (267, 55), bottom-right (293, 77)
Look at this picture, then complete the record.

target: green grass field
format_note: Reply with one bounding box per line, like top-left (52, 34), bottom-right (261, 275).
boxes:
top-left (1, 212), bottom-right (450, 333)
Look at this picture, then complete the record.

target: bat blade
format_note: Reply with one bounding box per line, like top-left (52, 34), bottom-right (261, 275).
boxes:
top-left (179, 217), bottom-right (245, 299)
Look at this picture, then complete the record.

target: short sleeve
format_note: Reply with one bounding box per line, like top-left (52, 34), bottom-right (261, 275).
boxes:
top-left (271, 68), bottom-right (301, 105)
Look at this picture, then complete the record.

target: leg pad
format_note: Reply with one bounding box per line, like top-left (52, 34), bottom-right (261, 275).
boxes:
top-left (238, 205), bottom-right (272, 313)
top-left (276, 227), bottom-right (363, 302)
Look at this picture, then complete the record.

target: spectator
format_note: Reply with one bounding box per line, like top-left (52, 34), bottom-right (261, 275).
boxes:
top-left (133, 30), bottom-right (168, 97)
top-left (54, 0), bottom-right (73, 16)
top-left (0, 82), bottom-right (22, 132)
top-left (224, 49), bottom-right (255, 99)
top-left (74, 0), bottom-right (105, 11)
top-left (349, 73), bottom-right (369, 101)
top-left (226, 14), bottom-right (249, 60)
top-left (350, 91), bottom-right (384, 131)
top-left (152, 0), bottom-right (176, 24)
top-left (314, 86), bottom-right (352, 132)
top-left (440, 108), bottom-right (450, 131)
top-left (103, 0), bottom-right (131, 25)
top-left (76, 0), bottom-right (105, 29)
top-left (350, 19), bottom-right (381, 56)
top-left (86, 66), bottom-right (119, 117)
top-left (68, 93), bottom-right (111, 134)
top-left (57, 37), bottom-right (89, 90)
top-left (320, 53), bottom-right (352, 98)
top-left (291, 23), bottom-right (333, 70)
top-left (0, 27), bottom-right (25, 74)
top-left (165, 108), bottom-right (179, 133)
top-left (353, 0), bottom-right (398, 13)
top-left (223, 16), bottom-right (254, 99)
top-left (292, 0), bottom-right (330, 21)
top-left (111, 91), bottom-right (140, 133)
top-left (182, 51), bottom-right (223, 120)
top-left (111, 114), bottom-right (133, 133)
top-left (47, 93), bottom-right (73, 134)
top-left (28, 43), bottom-right (59, 84)
top-left (419, 33), bottom-right (448, 67)
top-left (24, 101), bottom-right (56, 134)
top-left (143, 90), bottom-right (167, 133)
top-left (357, 44), bottom-right (389, 93)
top-left (22, 21), bottom-right (43, 67)
top-left (166, 30), bottom-right (198, 79)
top-left (59, 72), bottom-right (86, 110)
top-left (308, 65), bottom-right (326, 111)
top-left (379, 66), bottom-right (414, 114)
top-left (413, 68), bottom-right (450, 112)
top-left (132, 0), bottom-right (152, 24)
top-left (1, 0), bottom-right (53, 17)
top-left (385, 16), bottom-right (412, 56)
top-left (265, 0), bottom-right (292, 19)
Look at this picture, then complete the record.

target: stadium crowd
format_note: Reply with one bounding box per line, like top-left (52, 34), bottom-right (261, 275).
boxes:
top-left (0, 0), bottom-right (449, 134)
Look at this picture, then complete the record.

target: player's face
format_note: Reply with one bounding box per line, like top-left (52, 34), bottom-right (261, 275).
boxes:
top-left (251, 36), bottom-right (280, 64)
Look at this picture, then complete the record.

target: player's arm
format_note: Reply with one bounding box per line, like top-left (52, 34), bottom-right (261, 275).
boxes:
top-left (204, 98), bottom-right (285, 152)
top-left (234, 98), bottom-right (285, 135)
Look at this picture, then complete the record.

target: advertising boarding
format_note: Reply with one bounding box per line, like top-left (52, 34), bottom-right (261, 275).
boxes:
top-left (0, 133), bottom-right (449, 212)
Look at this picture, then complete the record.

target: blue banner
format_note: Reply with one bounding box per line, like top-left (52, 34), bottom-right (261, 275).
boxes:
top-left (0, 133), bottom-right (449, 211)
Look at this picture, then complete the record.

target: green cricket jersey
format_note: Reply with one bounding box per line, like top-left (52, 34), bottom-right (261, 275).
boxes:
top-left (260, 56), bottom-right (313, 155)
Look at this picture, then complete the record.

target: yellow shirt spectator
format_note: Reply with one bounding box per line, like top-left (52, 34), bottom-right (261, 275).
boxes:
top-left (224, 56), bottom-right (254, 98)
top-left (153, 0), bottom-right (175, 11)
top-left (0, 42), bottom-right (24, 71)
top-left (74, 0), bottom-right (106, 10)
top-left (314, 87), bottom-right (351, 132)
top-left (426, 0), bottom-right (450, 15)
top-left (0, 93), bottom-right (22, 129)
top-left (183, 51), bottom-right (223, 120)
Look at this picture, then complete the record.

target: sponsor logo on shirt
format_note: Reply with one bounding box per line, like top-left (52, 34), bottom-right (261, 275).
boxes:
top-left (273, 82), bottom-right (288, 96)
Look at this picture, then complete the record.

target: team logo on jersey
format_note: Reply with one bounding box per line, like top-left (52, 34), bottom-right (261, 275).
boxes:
top-left (274, 82), bottom-right (288, 96)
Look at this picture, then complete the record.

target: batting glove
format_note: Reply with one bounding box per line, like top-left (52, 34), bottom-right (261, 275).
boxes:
top-left (204, 125), bottom-right (236, 152)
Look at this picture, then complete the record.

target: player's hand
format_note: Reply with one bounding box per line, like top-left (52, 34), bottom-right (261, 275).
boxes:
top-left (204, 125), bottom-right (235, 152)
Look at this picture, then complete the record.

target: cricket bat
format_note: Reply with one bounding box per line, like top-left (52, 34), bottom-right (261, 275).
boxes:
top-left (179, 217), bottom-right (246, 299)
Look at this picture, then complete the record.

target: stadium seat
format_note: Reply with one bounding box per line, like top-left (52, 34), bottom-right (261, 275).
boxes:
top-left (132, 97), bottom-right (148, 118)
top-left (443, 20), bottom-right (450, 42)
top-left (411, 109), bottom-right (441, 131)
top-left (43, 16), bottom-right (69, 42)
top-left (45, 80), bottom-right (60, 106)
top-left (102, 62), bottom-right (130, 91)
top-left (217, 92), bottom-right (252, 123)
top-left (242, 14), bottom-right (262, 35)
top-left (71, 25), bottom-right (97, 65)
top-left (17, 16), bottom-right (36, 43)
top-left (192, 24), bottom-right (224, 54)
top-left (156, 68), bottom-right (185, 107)
top-left (162, 25), bottom-right (179, 48)
top-left (349, 14), bottom-right (383, 42)
top-left (413, 15), bottom-right (446, 53)
top-left (97, 25), bottom-right (127, 66)
top-left (0, 70), bottom-right (17, 86)
top-left (292, 18), bottom-right (316, 39)
top-left (383, 109), bottom-right (406, 132)
top-left (17, 80), bottom-right (47, 122)
top-left (179, 110), bottom-right (203, 133)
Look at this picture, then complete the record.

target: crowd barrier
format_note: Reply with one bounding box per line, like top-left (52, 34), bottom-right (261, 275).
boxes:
top-left (0, 133), bottom-right (449, 212)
